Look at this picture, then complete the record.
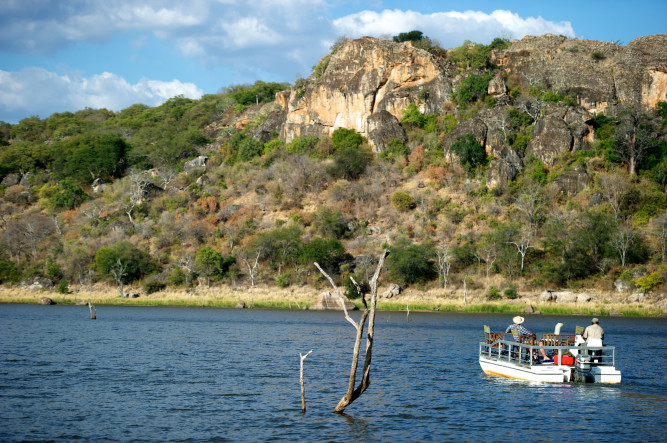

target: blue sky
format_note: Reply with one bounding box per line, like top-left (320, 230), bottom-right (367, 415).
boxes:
top-left (1, 0), bottom-right (665, 123)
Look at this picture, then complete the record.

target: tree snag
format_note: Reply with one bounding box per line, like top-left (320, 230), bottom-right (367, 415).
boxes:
top-left (299, 350), bottom-right (313, 413)
top-left (314, 249), bottom-right (389, 414)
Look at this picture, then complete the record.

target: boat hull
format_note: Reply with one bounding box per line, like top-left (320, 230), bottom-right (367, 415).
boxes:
top-left (479, 357), bottom-right (571, 383)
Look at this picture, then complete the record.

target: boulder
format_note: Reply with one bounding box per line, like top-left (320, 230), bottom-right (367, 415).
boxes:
top-left (184, 156), bottom-right (208, 174)
top-left (309, 291), bottom-right (358, 311)
top-left (367, 110), bottom-right (406, 152)
top-left (235, 300), bottom-right (246, 309)
top-left (382, 283), bottom-right (402, 299)
top-left (24, 277), bottom-right (55, 290)
top-left (123, 293), bottom-right (139, 298)
top-left (1, 173), bottom-right (21, 187)
top-left (555, 291), bottom-right (578, 303)
top-left (39, 297), bottom-right (55, 305)
top-left (539, 290), bottom-right (556, 302)
top-left (549, 164), bottom-right (591, 196)
top-left (577, 293), bottom-right (592, 303)
top-left (443, 118), bottom-right (488, 161)
top-left (486, 147), bottom-right (523, 189)
top-left (524, 303), bottom-right (534, 313)
top-left (91, 178), bottom-right (108, 193)
top-left (525, 114), bottom-right (573, 167)
top-left (614, 279), bottom-right (631, 293)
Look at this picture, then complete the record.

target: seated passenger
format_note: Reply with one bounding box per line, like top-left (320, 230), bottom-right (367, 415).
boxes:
top-left (505, 316), bottom-right (551, 362)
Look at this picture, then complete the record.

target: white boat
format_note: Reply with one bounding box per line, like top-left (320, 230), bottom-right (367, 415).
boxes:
top-left (479, 331), bottom-right (621, 383)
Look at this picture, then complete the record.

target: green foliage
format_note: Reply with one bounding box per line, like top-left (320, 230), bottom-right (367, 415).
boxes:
top-left (169, 268), bottom-right (186, 286)
top-left (52, 133), bottom-right (129, 184)
top-left (386, 238), bottom-right (436, 286)
top-left (327, 145), bottom-right (372, 180)
top-left (251, 224), bottom-right (303, 269)
top-left (449, 38), bottom-right (508, 70)
top-left (634, 272), bottom-right (661, 292)
top-left (313, 54), bottom-right (331, 78)
top-left (299, 237), bottom-right (351, 275)
top-left (95, 241), bottom-right (161, 284)
top-left (450, 134), bottom-right (488, 173)
top-left (47, 178), bottom-right (89, 210)
top-left (220, 81), bottom-right (289, 106)
top-left (393, 30), bottom-right (425, 43)
top-left (286, 135), bottom-right (319, 155)
top-left (223, 133), bottom-right (264, 163)
top-left (311, 206), bottom-right (348, 238)
top-left (331, 127), bottom-right (363, 151)
top-left (56, 278), bottom-right (69, 294)
top-left (453, 73), bottom-right (494, 105)
top-left (591, 51), bottom-right (606, 60)
top-left (529, 84), bottom-right (577, 107)
top-left (391, 191), bottom-right (417, 212)
top-left (487, 286), bottom-right (501, 300)
top-left (263, 138), bottom-right (285, 154)
top-left (504, 283), bottom-right (518, 299)
top-left (0, 259), bottom-right (20, 284)
top-left (143, 277), bottom-right (167, 294)
top-left (379, 138), bottom-right (410, 161)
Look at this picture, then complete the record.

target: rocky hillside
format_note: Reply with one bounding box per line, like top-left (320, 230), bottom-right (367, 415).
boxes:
top-left (1, 34), bottom-right (666, 309)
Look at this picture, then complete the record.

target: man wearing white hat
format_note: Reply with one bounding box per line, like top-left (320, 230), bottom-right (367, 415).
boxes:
top-left (583, 318), bottom-right (604, 362)
top-left (505, 315), bottom-right (550, 361)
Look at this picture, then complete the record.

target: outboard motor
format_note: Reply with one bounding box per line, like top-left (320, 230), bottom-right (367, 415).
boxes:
top-left (574, 354), bottom-right (592, 382)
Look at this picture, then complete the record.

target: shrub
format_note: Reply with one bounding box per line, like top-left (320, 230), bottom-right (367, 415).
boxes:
top-left (143, 277), bottom-right (167, 294)
top-left (453, 73), bottom-right (493, 105)
top-left (56, 279), bottom-right (69, 294)
top-left (635, 272), bottom-right (661, 293)
top-left (450, 134), bottom-right (488, 173)
top-left (387, 237), bottom-right (436, 286)
top-left (487, 286), bottom-right (501, 300)
top-left (327, 145), bottom-right (372, 180)
top-left (391, 191), bottom-right (416, 212)
top-left (504, 283), bottom-right (518, 299)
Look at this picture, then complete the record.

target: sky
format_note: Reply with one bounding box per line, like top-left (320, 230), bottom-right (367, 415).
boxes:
top-left (1, 0), bottom-right (665, 124)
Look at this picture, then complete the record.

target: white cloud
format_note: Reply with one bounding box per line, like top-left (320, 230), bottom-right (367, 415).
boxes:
top-left (333, 9), bottom-right (576, 47)
top-left (0, 68), bottom-right (203, 122)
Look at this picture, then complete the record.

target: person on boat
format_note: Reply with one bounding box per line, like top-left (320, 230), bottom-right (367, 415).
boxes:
top-left (505, 316), bottom-right (551, 362)
top-left (583, 318), bottom-right (604, 362)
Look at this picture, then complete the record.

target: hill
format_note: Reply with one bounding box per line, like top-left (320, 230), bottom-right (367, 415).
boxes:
top-left (0, 34), bottom-right (666, 314)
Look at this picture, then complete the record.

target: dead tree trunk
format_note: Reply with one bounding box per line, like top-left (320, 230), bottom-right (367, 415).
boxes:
top-left (299, 350), bottom-right (313, 413)
top-left (314, 249), bottom-right (388, 414)
top-left (88, 301), bottom-right (96, 319)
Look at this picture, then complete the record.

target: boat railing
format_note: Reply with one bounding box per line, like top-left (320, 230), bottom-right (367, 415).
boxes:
top-left (479, 338), bottom-right (616, 368)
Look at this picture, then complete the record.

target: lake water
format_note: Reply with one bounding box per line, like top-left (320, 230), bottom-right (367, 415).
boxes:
top-left (0, 304), bottom-right (665, 442)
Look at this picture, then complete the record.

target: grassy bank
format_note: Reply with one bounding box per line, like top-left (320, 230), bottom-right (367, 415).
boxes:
top-left (0, 284), bottom-right (664, 318)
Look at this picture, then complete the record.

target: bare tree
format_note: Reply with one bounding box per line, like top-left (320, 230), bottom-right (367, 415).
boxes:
top-left (123, 170), bottom-right (152, 224)
top-left (508, 225), bottom-right (533, 273)
top-left (314, 249), bottom-right (388, 414)
top-left (651, 212), bottom-right (667, 263)
top-left (241, 250), bottom-right (261, 288)
top-left (598, 171), bottom-right (630, 221)
top-left (611, 224), bottom-right (637, 267)
top-left (110, 258), bottom-right (128, 298)
top-left (435, 238), bottom-right (453, 289)
top-left (479, 233), bottom-right (499, 289)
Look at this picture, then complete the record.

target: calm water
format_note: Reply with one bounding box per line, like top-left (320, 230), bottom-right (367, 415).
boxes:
top-left (0, 304), bottom-right (665, 442)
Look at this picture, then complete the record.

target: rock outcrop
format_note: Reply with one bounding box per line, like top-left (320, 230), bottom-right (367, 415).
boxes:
top-left (281, 37), bottom-right (455, 149)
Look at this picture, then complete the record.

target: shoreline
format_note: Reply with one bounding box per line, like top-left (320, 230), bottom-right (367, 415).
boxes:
top-left (1, 284), bottom-right (664, 318)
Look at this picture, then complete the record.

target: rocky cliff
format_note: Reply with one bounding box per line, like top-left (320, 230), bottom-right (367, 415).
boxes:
top-left (267, 34), bottom-right (666, 187)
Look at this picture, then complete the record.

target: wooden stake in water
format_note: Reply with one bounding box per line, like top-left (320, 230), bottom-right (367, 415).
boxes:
top-left (299, 350), bottom-right (312, 413)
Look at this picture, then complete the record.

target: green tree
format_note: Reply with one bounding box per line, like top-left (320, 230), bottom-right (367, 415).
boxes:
top-left (48, 178), bottom-right (89, 210)
top-left (453, 73), bottom-right (493, 105)
top-left (391, 191), bottom-right (416, 212)
top-left (196, 246), bottom-right (224, 287)
top-left (393, 30), bottom-right (424, 43)
top-left (387, 238), bottom-right (436, 285)
top-left (95, 242), bottom-right (160, 285)
top-left (331, 127), bottom-right (363, 151)
top-left (450, 134), bottom-right (488, 173)
top-left (311, 206), bottom-right (348, 238)
top-left (327, 145), bottom-right (372, 180)
top-left (299, 238), bottom-right (351, 275)
top-left (52, 133), bottom-right (129, 183)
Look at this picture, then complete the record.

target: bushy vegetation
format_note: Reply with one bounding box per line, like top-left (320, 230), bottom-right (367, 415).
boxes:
top-left (0, 37), bottom-right (665, 305)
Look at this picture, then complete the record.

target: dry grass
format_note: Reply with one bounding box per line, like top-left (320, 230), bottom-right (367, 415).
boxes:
top-left (1, 283), bottom-right (664, 317)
